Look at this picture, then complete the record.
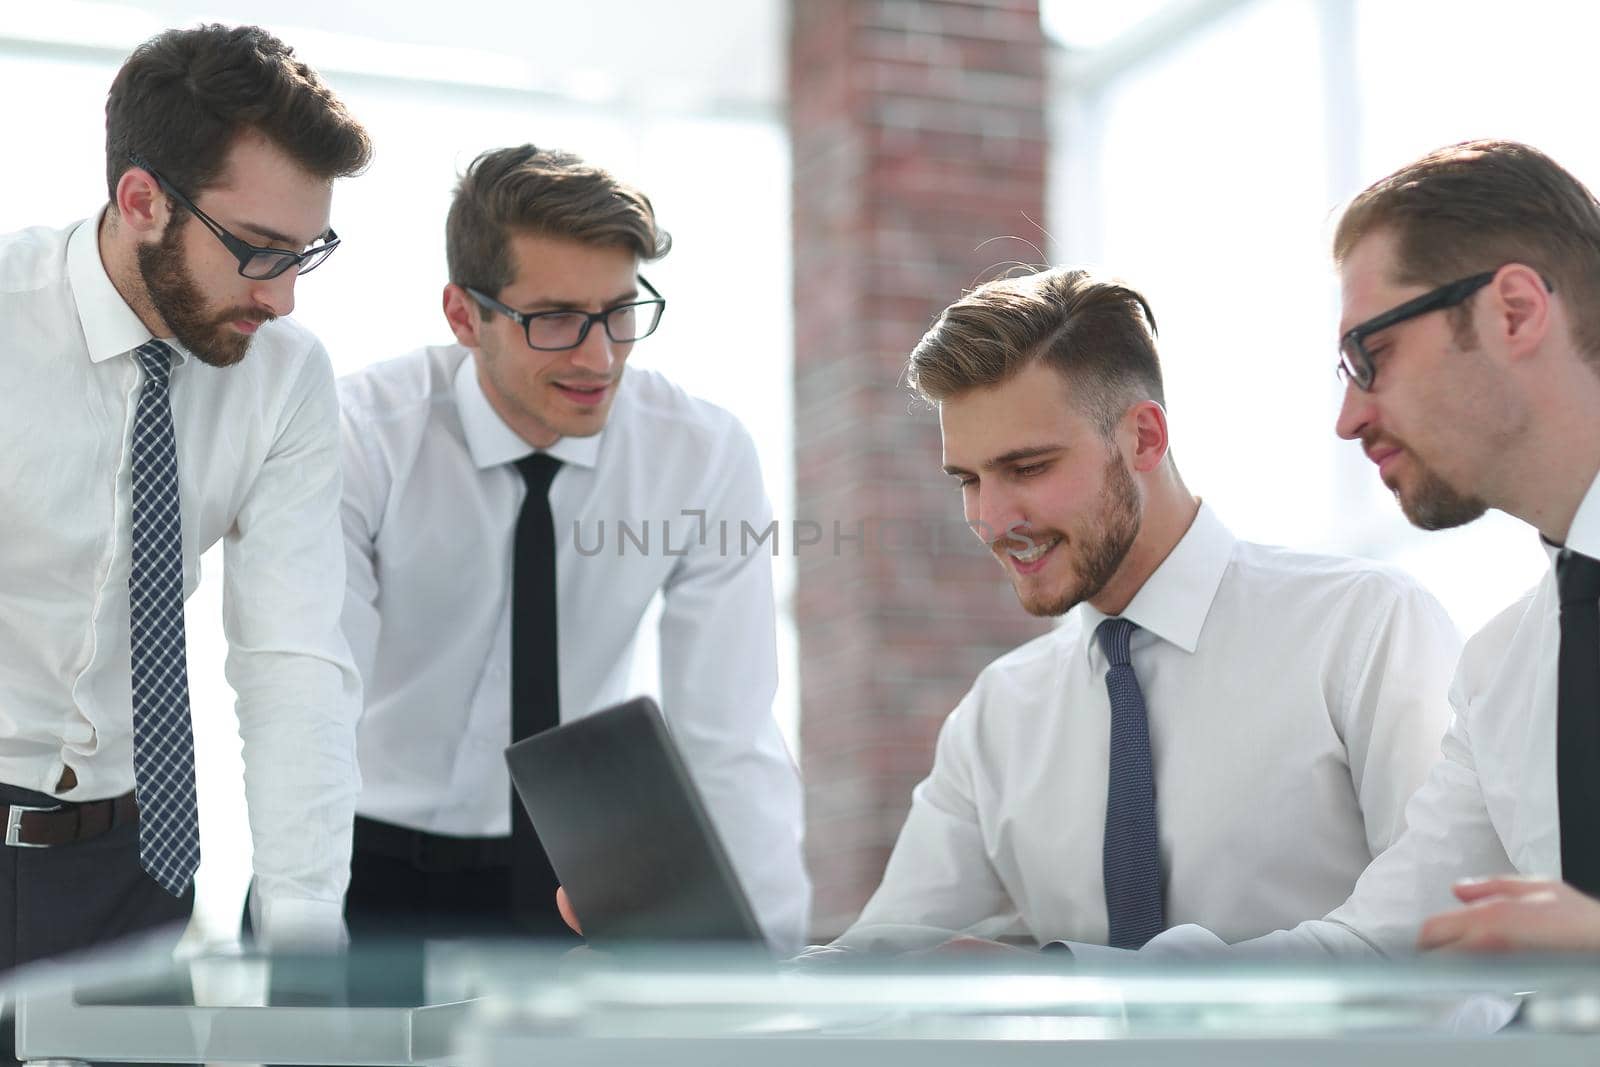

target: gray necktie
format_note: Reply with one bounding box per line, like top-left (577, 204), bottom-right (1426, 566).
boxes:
top-left (1096, 616), bottom-right (1163, 948)
top-left (128, 340), bottom-right (201, 896)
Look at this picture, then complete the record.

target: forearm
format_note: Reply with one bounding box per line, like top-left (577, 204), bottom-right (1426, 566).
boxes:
top-left (234, 652), bottom-right (361, 948)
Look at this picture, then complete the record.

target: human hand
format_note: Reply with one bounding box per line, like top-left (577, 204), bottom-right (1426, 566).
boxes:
top-left (903, 935), bottom-right (1063, 971)
top-left (555, 885), bottom-right (582, 936)
top-left (1418, 877), bottom-right (1600, 953)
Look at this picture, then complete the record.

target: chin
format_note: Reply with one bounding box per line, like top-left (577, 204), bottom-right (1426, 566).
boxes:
top-left (1396, 475), bottom-right (1490, 531)
top-left (555, 411), bottom-right (612, 438)
top-left (1012, 577), bottom-right (1083, 618)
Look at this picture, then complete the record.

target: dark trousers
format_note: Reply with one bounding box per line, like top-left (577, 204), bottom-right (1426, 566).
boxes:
top-left (0, 782), bottom-right (192, 971)
top-left (345, 815), bottom-right (573, 940)
top-left (0, 782), bottom-right (191, 1067)
top-left (343, 817), bottom-right (574, 1006)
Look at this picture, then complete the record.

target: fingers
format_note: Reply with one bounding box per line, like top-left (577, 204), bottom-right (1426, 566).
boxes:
top-left (1417, 907), bottom-right (1471, 951)
top-left (555, 885), bottom-right (582, 935)
top-left (1451, 876), bottom-right (1553, 903)
top-left (1418, 889), bottom-right (1560, 952)
top-left (1417, 905), bottom-right (1523, 953)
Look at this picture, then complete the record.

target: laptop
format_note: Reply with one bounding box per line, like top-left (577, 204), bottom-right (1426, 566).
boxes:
top-left (504, 696), bottom-right (769, 949)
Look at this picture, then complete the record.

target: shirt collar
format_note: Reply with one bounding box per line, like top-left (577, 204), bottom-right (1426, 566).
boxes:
top-left (67, 205), bottom-right (190, 366)
top-left (1545, 466), bottom-right (1600, 564)
top-left (453, 352), bottom-right (603, 471)
top-left (1078, 500), bottom-right (1235, 666)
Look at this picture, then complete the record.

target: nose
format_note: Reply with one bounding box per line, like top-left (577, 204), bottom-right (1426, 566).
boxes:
top-left (1334, 377), bottom-right (1373, 442)
top-left (968, 481), bottom-right (1024, 549)
top-left (250, 268), bottom-right (297, 319)
top-left (570, 323), bottom-right (620, 375)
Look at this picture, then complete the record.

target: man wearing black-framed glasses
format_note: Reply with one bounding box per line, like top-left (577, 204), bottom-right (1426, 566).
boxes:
top-left (1113, 141), bottom-right (1600, 962)
top-left (0, 22), bottom-right (370, 980)
top-left (336, 145), bottom-right (810, 959)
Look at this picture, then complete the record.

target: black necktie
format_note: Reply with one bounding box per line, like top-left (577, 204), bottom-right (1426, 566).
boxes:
top-left (1558, 548), bottom-right (1600, 895)
top-left (510, 452), bottom-right (565, 931)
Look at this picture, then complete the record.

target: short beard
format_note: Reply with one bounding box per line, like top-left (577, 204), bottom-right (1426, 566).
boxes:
top-left (1398, 468), bottom-right (1488, 530)
top-left (137, 212), bottom-right (265, 368)
top-left (1019, 449), bottom-right (1142, 617)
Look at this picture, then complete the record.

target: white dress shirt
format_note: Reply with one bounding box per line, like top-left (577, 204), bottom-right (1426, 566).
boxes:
top-left (832, 503), bottom-right (1462, 951)
top-left (338, 344), bottom-right (811, 951)
top-left (1135, 470), bottom-right (1600, 959)
top-left (0, 211), bottom-right (362, 948)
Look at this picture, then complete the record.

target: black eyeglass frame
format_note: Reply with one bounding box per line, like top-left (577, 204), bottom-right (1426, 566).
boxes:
top-left (127, 154), bottom-right (340, 280)
top-left (1338, 267), bottom-right (1554, 391)
top-left (464, 277), bottom-right (666, 351)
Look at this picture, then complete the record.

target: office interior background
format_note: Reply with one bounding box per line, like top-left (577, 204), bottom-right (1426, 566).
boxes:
top-left (0, 0), bottom-right (1583, 940)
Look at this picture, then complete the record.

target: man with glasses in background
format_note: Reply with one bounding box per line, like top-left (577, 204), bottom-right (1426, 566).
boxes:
top-left (1114, 140), bottom-right (1600, 959)
top-left (0, 23), bottom-right (371, 968)
top-left (336, 145), bottom-right (810, 951)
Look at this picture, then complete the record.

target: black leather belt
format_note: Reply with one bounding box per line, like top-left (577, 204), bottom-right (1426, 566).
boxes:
top-left (353, 816), bottom-right (511, 873)
top-left (3, 791), bottom-right (138, 847)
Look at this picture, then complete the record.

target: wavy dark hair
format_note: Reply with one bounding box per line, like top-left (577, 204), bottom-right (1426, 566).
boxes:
top-left (104, 23), bottom-right (371, 200)
top-left (447, 144), bottom-right (671, 298)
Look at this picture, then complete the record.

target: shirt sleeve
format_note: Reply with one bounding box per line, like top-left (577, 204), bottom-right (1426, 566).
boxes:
top-left (830, 687), bottom-right (1016, 951)
top-left (221, 344), bottom-right (362, 951)
top-left (655, 417), bottom-right (811, 953)
top-left (336, 386), bottom-right (385, 691)
top-left (1336, 579), bottom-right (1464, 857)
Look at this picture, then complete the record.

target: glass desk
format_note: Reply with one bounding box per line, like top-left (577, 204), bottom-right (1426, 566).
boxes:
top-left (9, 939), bottom-right (1600, 1065)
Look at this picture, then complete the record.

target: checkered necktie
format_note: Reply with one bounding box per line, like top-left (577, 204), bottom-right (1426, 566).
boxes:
top-left (1096, 616), bottom-right (1164, 949)
top-left (128, 340), bottom-right (201, 896)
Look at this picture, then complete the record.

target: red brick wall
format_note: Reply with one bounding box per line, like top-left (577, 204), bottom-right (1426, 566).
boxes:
top-left (790, 0), bottom-right (1051, 937)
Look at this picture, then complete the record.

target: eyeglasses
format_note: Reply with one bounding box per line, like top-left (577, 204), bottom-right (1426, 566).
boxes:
top-left (1338, 267), bottom-right (1555, 391)
top-left (128, 154), bottom-right (340, 280)
top-left (1337, 272), bottom-right (1497, 391)
top-left (465, 277), bottom-right (666, 351)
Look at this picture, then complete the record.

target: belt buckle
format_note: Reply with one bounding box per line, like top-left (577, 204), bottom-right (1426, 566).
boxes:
top-left (5, 803), bottom-right (62, 847)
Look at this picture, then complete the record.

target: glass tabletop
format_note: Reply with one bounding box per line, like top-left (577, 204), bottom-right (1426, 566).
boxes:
top-left (8, 936), bottom-right (1600, 1065)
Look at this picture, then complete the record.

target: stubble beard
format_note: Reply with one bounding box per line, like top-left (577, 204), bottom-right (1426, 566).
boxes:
top-left (1394, 461), bottom-right (1489, 530)
top-left (1013, 450), bottom-right (1143, 617)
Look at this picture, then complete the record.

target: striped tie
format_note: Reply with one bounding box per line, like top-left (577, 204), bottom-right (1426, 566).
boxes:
top-left (1096, 616), bottom-right (1164, 948)
top-left (128, 340), bottom-right (201, 896)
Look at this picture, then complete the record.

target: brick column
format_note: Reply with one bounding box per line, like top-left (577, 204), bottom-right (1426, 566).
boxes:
top-left (791, 0), bottom-right (1050, 937)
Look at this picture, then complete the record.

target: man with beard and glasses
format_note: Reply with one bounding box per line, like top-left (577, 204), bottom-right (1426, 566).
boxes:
top-left (816, 268), bottom-right (1462, 955)
top-left (334, 145), bottom-right (809, 956)
top-left (1104, 141), bottom-right (1600, 960)
top-left (0, 23), bottom-right (370, 969)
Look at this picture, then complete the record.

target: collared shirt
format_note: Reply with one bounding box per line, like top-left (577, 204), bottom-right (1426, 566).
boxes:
top-left (832, 504), bottom-right (1462, 951)
top-left (1136, 469), bottom-right (1600, 959)
top-left (337, 344), bottom-right (811, 951)
top-left (0, 211), bottom-right (362, 948)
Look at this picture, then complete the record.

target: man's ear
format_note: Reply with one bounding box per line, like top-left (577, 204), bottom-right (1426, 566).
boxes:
top-left (1125, 399), bottom-right (1170, 474)
top-left (1490, 263), bottom-right (1552, 364)
top-left (114, 164), bottom-right (167, 237)
top-left (442, 284), bottom-right (483, 349)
